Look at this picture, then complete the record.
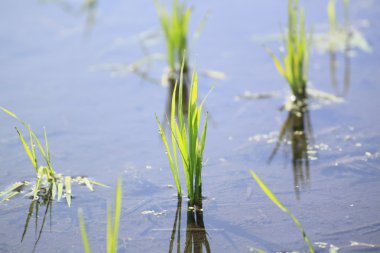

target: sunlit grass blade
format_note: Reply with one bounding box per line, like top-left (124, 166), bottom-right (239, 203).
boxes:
top-left (65, 176), bottom-right (72, 207)
top-left (0, 191), bottom-right (20, 203)
top-left (88, 180), bottom-right (108, 188)
top-left (78, 208), bottom-right (92, 253)
top-left (57, 181), bottom-right (63, 202)
top-left (15, 127), bottom-right (37, 171)
top-left (0, 182), bottom-right (24, 197)
top-left (249, 170), bottom-right (314, 253)
top-left (83, 178), bottom-right (94, 192)
top-left (78, 179), bottom-right (122, 253)
top-left (51, 181), bottom-right (57, 200)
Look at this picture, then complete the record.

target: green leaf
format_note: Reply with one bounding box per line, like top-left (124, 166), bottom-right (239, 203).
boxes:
top-left (51, 182), bottom-right (57, 200)
top-left (0, 182), bottom-right (24, 197)
top-left (57, 181), bottom-right (63, 202)
top-left (83, 178), bottom-right (94, 192)
top-left (15, 127), bottom-right (37, 170)
top-left (249, 170), bottom-right (314, 253)
top-left (0, 191), bottom-right (20, 203)
top-left (78, 208), bottom-right (92, 253)
top-left (65, 176), bottom-right (72, 207)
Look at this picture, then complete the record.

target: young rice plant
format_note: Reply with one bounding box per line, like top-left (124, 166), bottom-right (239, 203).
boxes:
top-left (154, 0), bottom-right (191, 73)
top-left (78, 178), bottom-right (122, 253)
top-left (156, 63), bottom-right (211, 206)
top-left (0, 107), bottom-right (105, 206)
top-left (267, 0), bottom-right (311, 101)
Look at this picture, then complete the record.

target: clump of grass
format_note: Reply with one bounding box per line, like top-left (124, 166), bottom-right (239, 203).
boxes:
top-left (267, 0), bottom-right (311, 102)
top-left (156, 62), bottom-right (211, 206)
top-left (0, 107), bottom-right (105, 206)
top-left (78, 178), bottom-right (122, 253)
top-left (249, 170), bottom-right (314, 253)
top-left (154, 0), bottom-right (191, 73)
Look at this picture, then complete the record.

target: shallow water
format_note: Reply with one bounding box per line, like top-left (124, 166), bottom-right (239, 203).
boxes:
top-left (1, 0), bottom-right (380, 252)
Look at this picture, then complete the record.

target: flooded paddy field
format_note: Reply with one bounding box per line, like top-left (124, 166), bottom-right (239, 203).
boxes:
top-left (1, 0), bottom-right (380, 252)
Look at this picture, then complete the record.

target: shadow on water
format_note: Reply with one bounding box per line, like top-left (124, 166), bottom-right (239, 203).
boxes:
top-left (21, 192), bottom-right (53, 253)
top-left (168, 199), bottom-right (211, 253)
top-left (268, 102), bottom-right (314, 200)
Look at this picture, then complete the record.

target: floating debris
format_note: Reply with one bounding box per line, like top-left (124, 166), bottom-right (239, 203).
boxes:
top-left (248, 131), bottom-right (278, 143)
top-left (235, 91), bottom-right (279, 101)
top-left (141, 210), bottom-right (166, 217)
top-left (201, 70), bottom-right (227, 80)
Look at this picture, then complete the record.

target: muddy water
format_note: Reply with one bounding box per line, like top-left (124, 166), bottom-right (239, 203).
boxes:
top-left (0, 0), bottom-right (380, 252)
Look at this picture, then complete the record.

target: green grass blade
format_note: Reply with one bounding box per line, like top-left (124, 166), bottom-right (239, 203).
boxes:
top-left (57, 181), bottom-right (63, 202)
top-left (0, 107), bottom-right (18, 119)
top-left (65, 176), bottom-right (72, 207)
top-left (0, 182), bottom-right (24, 197)
top-left (83, 178), bottom-right (94, 191)
top-left (0, 191), bottom-right (20, 203)
top-left (88, 180), bottom-right (108, 188)
top-left (51, 181), bottom-right (57, 200)
top-left (112, 178), bottom-right (122, 253)
top-left (249, 170), bottom-right (314, 253)
top-left (78, 208), bottom-right (92, 253)
top-left (15, 127), bottom-right (37, 170)
top-left (107, 202), bottom-right (112, 253)
top-left (156, 115), bottom-right (182, 195)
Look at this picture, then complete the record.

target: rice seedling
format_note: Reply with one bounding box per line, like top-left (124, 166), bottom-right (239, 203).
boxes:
top-left (156, 61), bottom-right (211, 207)
top-left (267, 0), bottom-right (311, 102)
top-left (249, 170), bottom-right (314, 253)
top-left (78, 178), bottom-right (122, 253)
top-left (0, 107), bottom-right (106, 206)
top-left (154, 0), bottom-right (191, 74)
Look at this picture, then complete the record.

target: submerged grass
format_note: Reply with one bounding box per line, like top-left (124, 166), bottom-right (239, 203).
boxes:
top-left (267, 0), bottom-right (311, 101)
top-left (154, 0), bottom-right (191, 72)
top-left (249, 170), bottom-right (314, 253)
top-left (0, 107), bottom-right (105, 206)
top-left (78, 178), bottom-right (122, 253)
top-left (156, 61), bottom-right (211, 206)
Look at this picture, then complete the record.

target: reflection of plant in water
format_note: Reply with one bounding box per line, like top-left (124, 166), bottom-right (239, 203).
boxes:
top-left (40, 0), bottom-right (97, 33)
top-left (156, 62), bottom-right (211, 207)
top-left (267, 0), bottom-right (311, 102)
top-left (21, 192), bottom-right (53, 253)
top-left (268, 103), bottom-right (313, 200)
top-left (0, 107), bottom-right (105, 206)
top-left (328, 0), bottom-right (352, 96)
top-left (168, 199), bottom-right (211, 253)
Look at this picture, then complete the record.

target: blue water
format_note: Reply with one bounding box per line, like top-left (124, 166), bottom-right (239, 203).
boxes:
top-left (1, 0), bottom-right (380, 252)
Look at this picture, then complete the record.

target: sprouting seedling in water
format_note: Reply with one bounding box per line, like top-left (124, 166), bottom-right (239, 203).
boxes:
top-left (249, 170), bottom-right (314, 253)
top-left (267, 0), bottom-right (311, 102)
top-left (78, 178), bottom-right (122, 253)
top-left (0, 107), bottom-right (106, 206)
top-left (154, 0), bottom-right (191, 73)
top-left (156, 59), bottom-right (212, 207)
